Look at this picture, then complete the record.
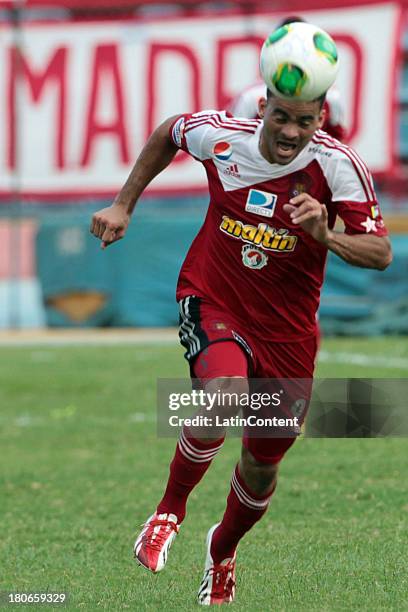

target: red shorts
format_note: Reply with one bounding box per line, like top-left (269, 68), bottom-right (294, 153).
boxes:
top-left (178, 295), bottom-right (318, 464)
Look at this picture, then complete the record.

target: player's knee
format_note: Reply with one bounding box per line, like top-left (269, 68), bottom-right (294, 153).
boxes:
top-left (240, 447), bottom-right (279, 494)
top-left (204, 376), bottom-right (249, 419)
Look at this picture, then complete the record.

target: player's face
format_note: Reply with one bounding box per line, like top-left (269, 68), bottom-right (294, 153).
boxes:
top-left (259, 95), bottom-right (325, 165)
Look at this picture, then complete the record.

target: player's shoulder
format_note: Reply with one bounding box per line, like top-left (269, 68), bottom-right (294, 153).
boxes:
top-left (311, 130), bottom-right (375, 201)
top-left (172, 110), bottom-right (260, 161)
top-left (311, 129), bottom-right (369, 169)
top-left (182, 109), bottom-right (260, 136)
top-left (312, 129), bottom-right (349, 155)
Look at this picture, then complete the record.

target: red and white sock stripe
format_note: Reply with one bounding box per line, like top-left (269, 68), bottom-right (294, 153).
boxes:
top-left (178, 429), bottom-right (224, 463)
top-left (231, 467), bottom-right (272, 511)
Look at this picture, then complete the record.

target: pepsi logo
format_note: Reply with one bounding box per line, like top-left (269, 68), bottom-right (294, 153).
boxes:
top-left (213, 141), bottom-right (232, 161)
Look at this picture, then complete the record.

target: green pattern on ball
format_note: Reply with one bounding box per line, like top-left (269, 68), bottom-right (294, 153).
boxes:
top-left (272, 63), bottom-right (308, 97)
top-left (266, 25), bottom-right (290, 47)
top-left (313, 32), bottom-right (338, 65)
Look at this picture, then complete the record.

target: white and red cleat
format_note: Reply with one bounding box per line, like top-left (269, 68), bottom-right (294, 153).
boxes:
top-left (134, 513), bottom-right (179, 573)
top-left (197, 524), bottom-right (236, 605)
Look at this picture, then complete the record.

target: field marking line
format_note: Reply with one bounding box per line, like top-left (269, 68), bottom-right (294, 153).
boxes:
top-left (318, 350), bottom-right (408, 370)
top-left (0, 328), bottom-right (178, 346)
top-left (1, 330), bottom-right (407, 370)
top-left (0, 411), bottom-right (156, 428)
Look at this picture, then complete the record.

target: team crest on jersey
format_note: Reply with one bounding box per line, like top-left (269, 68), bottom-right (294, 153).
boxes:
top-left (290, 172), bottom-right (312, 198)
top-left (213, 141), bottom-right (232, 160)
top-left (292, 183), bottom-right (306, 197)
top-left (241, 245), bottom-right (268, 270)
top-left (245, 189), bottom-right (277, 218)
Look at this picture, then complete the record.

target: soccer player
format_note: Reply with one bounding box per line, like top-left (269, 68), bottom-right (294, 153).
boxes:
top-left (90, 89), bottom-right (392, 604)
top-left (229, 17), bottom-right (347, 141)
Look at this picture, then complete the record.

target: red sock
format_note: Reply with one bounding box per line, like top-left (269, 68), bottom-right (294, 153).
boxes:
top-left (210, 464), bottom-right (276, 563)
top-left (156, 426), bottom-right (224, 523)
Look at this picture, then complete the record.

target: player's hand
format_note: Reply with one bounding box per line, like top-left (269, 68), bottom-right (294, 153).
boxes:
top-left (90, 205), bottom-right (130, 250)
top-left (283, 193), bottom-right (329, 245)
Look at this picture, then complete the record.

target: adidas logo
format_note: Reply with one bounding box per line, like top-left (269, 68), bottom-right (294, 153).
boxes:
top-left (223, 163), bottom-right (241, 178)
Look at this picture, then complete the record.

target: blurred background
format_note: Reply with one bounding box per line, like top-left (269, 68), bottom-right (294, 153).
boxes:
top-left (1, 0), bottom-right (408, 334)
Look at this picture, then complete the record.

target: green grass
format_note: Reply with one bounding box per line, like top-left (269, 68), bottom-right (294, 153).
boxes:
top-left (0, 337), bottom-right (407, 611)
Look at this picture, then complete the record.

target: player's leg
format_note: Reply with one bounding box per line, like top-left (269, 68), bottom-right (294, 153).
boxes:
top-left (134, 340), bottom-right (250, 573)
top-left (197, 440), bottom-right (291, 606)
top-left (198, 337), bottom-right (316, 604)
top-left (208, 438), bottom-right (294, 558)
top-left (155, 356), bottom-right (250, 520)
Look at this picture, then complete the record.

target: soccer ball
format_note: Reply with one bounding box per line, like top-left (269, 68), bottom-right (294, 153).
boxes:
top-left (259, 22), bottom-right (339, 102)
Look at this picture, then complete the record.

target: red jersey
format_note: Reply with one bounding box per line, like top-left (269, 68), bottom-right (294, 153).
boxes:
top-left (170, 111), bottom-right (387, 342)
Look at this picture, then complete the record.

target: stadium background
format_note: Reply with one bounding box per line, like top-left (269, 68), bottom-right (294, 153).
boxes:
top-left (0, 0), bottom-right (407, 334)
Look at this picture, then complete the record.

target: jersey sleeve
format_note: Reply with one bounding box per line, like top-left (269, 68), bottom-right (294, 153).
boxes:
top-left (325, 149), bottom-right (388, 236)
top-left (336, 201), bottom-right (388, 236)
top-left (169, 110), bottom-right (230, 161)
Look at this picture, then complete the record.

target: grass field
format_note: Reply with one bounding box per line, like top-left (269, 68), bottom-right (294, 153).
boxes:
top-left (1, 336), bottom-right (407, 611)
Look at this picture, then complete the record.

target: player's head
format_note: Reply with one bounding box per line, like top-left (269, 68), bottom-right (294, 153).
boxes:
top-left (258, 90), bottom-right (325, 165)
top-left (278, 15), bottom-right (305, 27)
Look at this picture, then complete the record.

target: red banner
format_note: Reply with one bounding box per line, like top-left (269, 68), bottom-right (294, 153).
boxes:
top-left (0, 1), bottom-right (402, 199)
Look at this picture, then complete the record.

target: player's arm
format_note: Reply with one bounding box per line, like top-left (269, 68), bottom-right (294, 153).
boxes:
top-left (90, 115), bottom-right (180, 249)
top-left (324, 230), bottom-right (391, 270)
top-left (283, 193), bottom-right (392, 271)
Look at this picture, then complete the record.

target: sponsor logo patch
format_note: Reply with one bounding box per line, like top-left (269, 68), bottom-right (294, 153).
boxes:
top-left (307, 145), bottom-right (333, 158)
top-left (220, 216), bottom-right (297, 253)
top-left (213, 141), bottom-right (232, 160)
top-left (171, 117), bottom-right (184, 147)
top-left (241, 244), bottom-right (268, 270)
top-left (223, 163), bottom-right (241, 178)
top-left (245, 189), bottom-right (277, 218)
top-left (212, 322), bottom-right (228, 330)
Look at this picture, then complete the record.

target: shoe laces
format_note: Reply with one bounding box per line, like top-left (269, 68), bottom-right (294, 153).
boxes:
top-left (144, 518), bottom-right (179, 552)
top-left (210, 561), bottom-right (235, 598)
